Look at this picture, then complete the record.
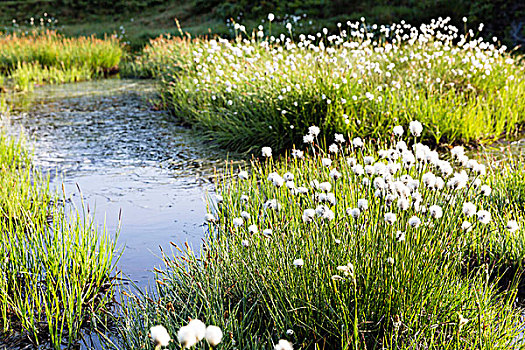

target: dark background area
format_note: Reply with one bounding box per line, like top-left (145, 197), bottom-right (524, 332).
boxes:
top-left (1, 0), bottom-right (524, 50)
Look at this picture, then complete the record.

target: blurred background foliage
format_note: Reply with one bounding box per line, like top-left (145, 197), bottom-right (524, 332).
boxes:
top-left (1, 0), bottom-right (524, 50)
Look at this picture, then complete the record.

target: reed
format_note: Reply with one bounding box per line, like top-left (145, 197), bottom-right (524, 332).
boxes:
top-left (0, 134), bottom-right (119, 348)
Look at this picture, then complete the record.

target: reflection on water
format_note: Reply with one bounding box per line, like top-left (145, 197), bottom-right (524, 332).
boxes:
top-left (5, 79), bottom-right (238, 288)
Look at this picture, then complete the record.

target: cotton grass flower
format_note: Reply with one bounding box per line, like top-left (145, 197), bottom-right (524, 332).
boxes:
top-left (409, 120), bottom-right (423, 137)
top-left (507, 220), bottom-right (519, 233)
top-left (352, 137), bottom-right (364, 148)
top-left (274, 339), bottom-right (294, 350)
top-left (238, 170), bottom-right (249, 180)
top-left (477, 210), bottom-right (492, 224)
top-left (293, 258), bottom-right (304, 267)
top-left (396, 230), bottom-right (405, 242)
top-left (334, 133), bottom-right (345, 143)
top-left (292, 149), bottom-right (304, 158)
top-left (204, 213), bottom-right (216, 223)
top-left (262, 147), bottom-right (272, 157)
top-left (303, 134), bottom-right (314, 144)
top-left (308, 125), bottom-right (320, 136)
top-left (462, 221), bottom-right (473, 231)
top-left (232, 217), bottom-right (244, 227)
top-left (384, 212), bottom-right (396, 225)
top-left (329, 168), bottom-right (342, 180)
top-left (463, 202), bottom-right (476, 217)
top-left (188, 319), bottom-right (206, 341)
top-left (319, 181), bottom-right (332, 192)
top-left (408, 216), bottom-right (421, 228)
top-left (357, 199), bottom-right (368, 210)
top-left (177, 325), bottom-right (198, 349)
top-left (205, 325), bottom-right (223, 347)
top-left (347, 207), bottom-right (361, 219)
top-left (429, 205), bottom-right (443, 219)
top-left (150, 325), bottom-right (171, 349)
top-left (283, 172), bottom-right (294, 181)
top-left (268, 172), bottom-right (284, 187)
top-left (480, 185), bottom-right (492, 196)
top-left (336, 262), bottom-right (355, 278)
top-left (329, 144), bottom-right (338, 153)
top-left (263, 228), bottom-right (273, 236)
top-left (321, 158), bottom-right (332, 167)
top-left (248, 224), bottom-right (258, 234)
top-left (393, 125), bottom-right (404, 137)
top-left (302, 208), bottom-right (316, 222)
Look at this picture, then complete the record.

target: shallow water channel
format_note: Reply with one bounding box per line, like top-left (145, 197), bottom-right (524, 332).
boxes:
top-left (6, 79), bottom-right (232, 288)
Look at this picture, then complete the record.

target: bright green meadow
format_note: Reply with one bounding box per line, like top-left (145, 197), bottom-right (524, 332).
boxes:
top-left (125, 18), bottom-right (525, 154)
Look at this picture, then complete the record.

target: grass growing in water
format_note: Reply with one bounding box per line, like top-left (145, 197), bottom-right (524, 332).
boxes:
top-left (0, 30), bottom-right (123, 91)
top-left (117, 123), bottom-right (524, 349)
top-left (0, 134), bottom-right (119, 348)
top-left (137, 17), bottom-right (525, 153)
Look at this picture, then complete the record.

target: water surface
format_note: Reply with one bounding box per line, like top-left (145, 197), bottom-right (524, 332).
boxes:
top-left (6, 79), bottom-right (235, 288)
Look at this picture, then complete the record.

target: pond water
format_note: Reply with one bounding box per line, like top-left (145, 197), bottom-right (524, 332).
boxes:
top-left (5, 79), bottom-right (235, 289)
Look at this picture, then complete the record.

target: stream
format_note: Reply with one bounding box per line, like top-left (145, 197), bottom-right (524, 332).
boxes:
top-left (5, 79), bottom-right (233, 289)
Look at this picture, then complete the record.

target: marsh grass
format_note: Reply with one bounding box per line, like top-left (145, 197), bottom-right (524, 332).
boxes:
top-left (117, 126), bottom-right (524, 349)
top-left (0, 30), bottom-right (122, 91)
top-left (133, 18), bottom-right (525, 153)
top-left (0, 135), bottom-right (119, 348)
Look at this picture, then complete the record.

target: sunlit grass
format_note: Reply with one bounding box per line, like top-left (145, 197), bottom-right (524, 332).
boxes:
top-left (0, 134), bottom-right (119, 348)
top-left (0, 30), bottom-right (123, 91)
top-left (117, 123), bottom-right (524, 349)
top-left (128, 17), bottom-right (525, 153)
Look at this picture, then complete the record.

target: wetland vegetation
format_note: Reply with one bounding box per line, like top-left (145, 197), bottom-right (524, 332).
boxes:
top-left (0, 3), bottom-right (524, 349)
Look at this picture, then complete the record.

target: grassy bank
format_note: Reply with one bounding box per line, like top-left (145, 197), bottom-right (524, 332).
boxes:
top-left (0, 134), bottom-right (118, 348)
top-left (128, 18), bottom-right (525, 154)
top-left (0, 30), bottom-right (122, 92)
top-left (117, 124), bottom-right (525, 349)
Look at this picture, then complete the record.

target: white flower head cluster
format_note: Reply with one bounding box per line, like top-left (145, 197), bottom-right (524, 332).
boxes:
top-left (177, 319), bottom-right (223, 349)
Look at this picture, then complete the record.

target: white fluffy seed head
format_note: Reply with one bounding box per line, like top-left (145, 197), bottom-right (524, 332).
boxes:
top-left (150, 325), bottom-right (171, 347)
top-left (393, 125), bottom-right (404, 137)
top-left (238, 170), bottom-right (249, 180)
top-left (463, 202), bottom-right (476, 217)
top-left (409, 120), bottom-right (423, 136)
top-left (262, 146), bottom-right (272, 157)
top-left (429, 205), bottom-right (443, 219)
top-left (477, 210), bottom-right (492, 224)
top-left (507, 220), bottom-right (519, 233)
top-left (177, 325), bottom-right (198, 348)
top-left (408, 216), bottom-right (421, 228)
top-left (293, 258), bottom-right (304, 267)
top-left (188, 319), bottom-right (206, 341)
top-left (205, 325), bottom-right (223, 347)
top-left (275, 339), bottom-right (294, 350)
top-left (384, 212), bottom-right (396, 225)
